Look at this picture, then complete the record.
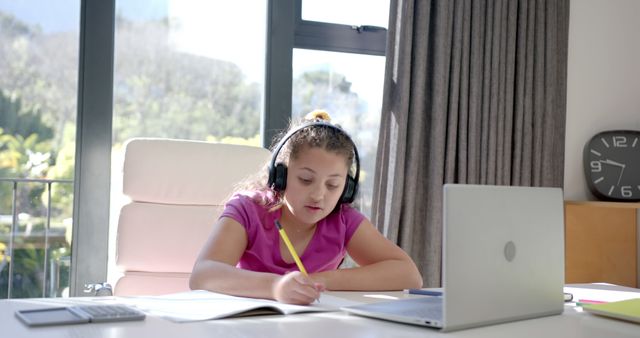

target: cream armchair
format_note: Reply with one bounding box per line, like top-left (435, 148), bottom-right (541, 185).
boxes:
top-left (113, 138), bottom-right (270, 296)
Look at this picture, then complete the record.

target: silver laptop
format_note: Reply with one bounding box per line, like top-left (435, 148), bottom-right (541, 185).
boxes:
top-left (342, 184), bottom-right (565, 332)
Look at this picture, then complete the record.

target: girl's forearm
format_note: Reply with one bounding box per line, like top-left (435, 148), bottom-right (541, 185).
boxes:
top-left (189, 260), bottom-right (278, 299)
top-left (311, 259), bottom-right (423, 291)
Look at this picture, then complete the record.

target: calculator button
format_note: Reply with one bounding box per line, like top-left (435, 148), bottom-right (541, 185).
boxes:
top-left (70, 305), bottom-right (146, 323)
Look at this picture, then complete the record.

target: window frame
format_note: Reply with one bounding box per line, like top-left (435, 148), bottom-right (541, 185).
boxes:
top-left (294, 3), bottom-right (386, 55)
top-left (70, 0), bottom-right (115, 297)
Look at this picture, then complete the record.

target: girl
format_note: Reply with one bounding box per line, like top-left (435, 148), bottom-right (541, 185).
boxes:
top-left (189, 111), bottom-right (422, 305)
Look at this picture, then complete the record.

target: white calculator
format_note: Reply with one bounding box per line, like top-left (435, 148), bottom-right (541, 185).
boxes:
top-left (16, 304), bottom-right (146, 327)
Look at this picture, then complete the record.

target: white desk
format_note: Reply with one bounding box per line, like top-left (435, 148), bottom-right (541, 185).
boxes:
top-left (2, 284), bottom-right (639, 338)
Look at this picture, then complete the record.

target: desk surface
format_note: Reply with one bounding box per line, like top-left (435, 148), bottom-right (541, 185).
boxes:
top-left (3, 284), bottom-right (640, 338)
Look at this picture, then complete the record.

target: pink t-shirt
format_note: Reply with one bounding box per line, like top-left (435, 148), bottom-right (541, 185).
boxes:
top-left (220, 192), bottom-right (365, 275)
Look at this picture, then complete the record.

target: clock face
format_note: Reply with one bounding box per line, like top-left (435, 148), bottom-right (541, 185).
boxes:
top-left (584, 130), bottom-right (640, 201)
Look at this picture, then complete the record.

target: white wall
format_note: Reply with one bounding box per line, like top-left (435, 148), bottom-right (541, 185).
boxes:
top-left (564, 0), bottom-right (640, 201)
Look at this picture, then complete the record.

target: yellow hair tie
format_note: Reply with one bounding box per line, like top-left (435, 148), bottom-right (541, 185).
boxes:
top-left (304, 110), bottom-right (332, 122)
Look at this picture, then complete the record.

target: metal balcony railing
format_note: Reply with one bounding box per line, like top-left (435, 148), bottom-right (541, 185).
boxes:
top-left (0, 177), bottom-right (73, 299)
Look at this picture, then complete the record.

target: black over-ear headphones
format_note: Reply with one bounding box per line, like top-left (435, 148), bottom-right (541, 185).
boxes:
top-left (267, 121), bottom-right (360, 204)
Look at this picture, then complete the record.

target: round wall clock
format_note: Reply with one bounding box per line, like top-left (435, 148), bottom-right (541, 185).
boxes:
top-left (583, 129), bottom-right (640, 201)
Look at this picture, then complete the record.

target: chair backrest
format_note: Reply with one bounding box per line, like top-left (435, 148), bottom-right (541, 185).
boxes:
top-left (114, 138), bottom-right (270, 296)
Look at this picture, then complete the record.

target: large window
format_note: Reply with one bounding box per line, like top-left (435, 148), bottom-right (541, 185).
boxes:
top-left (1, 0), bottom-right (389, 297)
top-left (0, 1), bottom-right (80, 298)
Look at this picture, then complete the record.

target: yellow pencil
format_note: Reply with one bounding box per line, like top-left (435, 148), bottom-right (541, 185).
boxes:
top-left (275, 220), bottom-right (309, 276)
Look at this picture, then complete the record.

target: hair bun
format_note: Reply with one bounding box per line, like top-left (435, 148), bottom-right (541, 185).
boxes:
top-left (304, 109), bottom-right (332, 122)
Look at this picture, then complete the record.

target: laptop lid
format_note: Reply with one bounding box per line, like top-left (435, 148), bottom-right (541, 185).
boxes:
top-left (442, 184), bottom-right (565, 331)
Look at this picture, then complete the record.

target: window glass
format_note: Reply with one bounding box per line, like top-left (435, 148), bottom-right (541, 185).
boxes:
top-left (109, 0), bottom-right (267, 283)
top-left (0, 0), bottom-right (80, 298)
top-left (292, 49), bottom-right (384, 217)
top-left (301, 0), bottom-right (390, 28)
top-left (112, 0), bottom-right (265, 146)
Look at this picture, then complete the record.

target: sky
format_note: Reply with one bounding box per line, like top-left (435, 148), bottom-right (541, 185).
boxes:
top-left (0, 0), bottom-right (81, 32)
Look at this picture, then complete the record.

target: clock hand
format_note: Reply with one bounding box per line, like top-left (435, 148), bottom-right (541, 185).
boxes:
top-left (600, 159), bottom-right (625, 168)
top-left (598, 159), bottom-right (626, 185)
top-left (617, 165), bottom-right (625, 186)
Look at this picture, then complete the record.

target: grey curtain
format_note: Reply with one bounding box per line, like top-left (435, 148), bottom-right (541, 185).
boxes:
top-left (372, 0), bottom-right (570, 286)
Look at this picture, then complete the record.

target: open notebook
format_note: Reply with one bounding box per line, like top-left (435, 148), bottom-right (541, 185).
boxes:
top-left (113, 290), bottom-right (359, 322)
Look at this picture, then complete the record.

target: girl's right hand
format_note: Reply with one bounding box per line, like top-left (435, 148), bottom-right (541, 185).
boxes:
top-left (272, 271), bottom-right (324, 305)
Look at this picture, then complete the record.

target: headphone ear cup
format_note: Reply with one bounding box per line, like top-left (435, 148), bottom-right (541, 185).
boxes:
top-left (340, 176), bottom-right (358, 204)
top-left (272, 163), bottom-right (288, 192)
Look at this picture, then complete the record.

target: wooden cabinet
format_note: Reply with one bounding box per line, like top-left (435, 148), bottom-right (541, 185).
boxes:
top-left (564, 201), bottom-right (639, 288)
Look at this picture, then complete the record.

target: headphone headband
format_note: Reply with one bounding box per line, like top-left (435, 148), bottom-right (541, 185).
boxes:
top-left (267, 121), bottom-right (360, 204)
